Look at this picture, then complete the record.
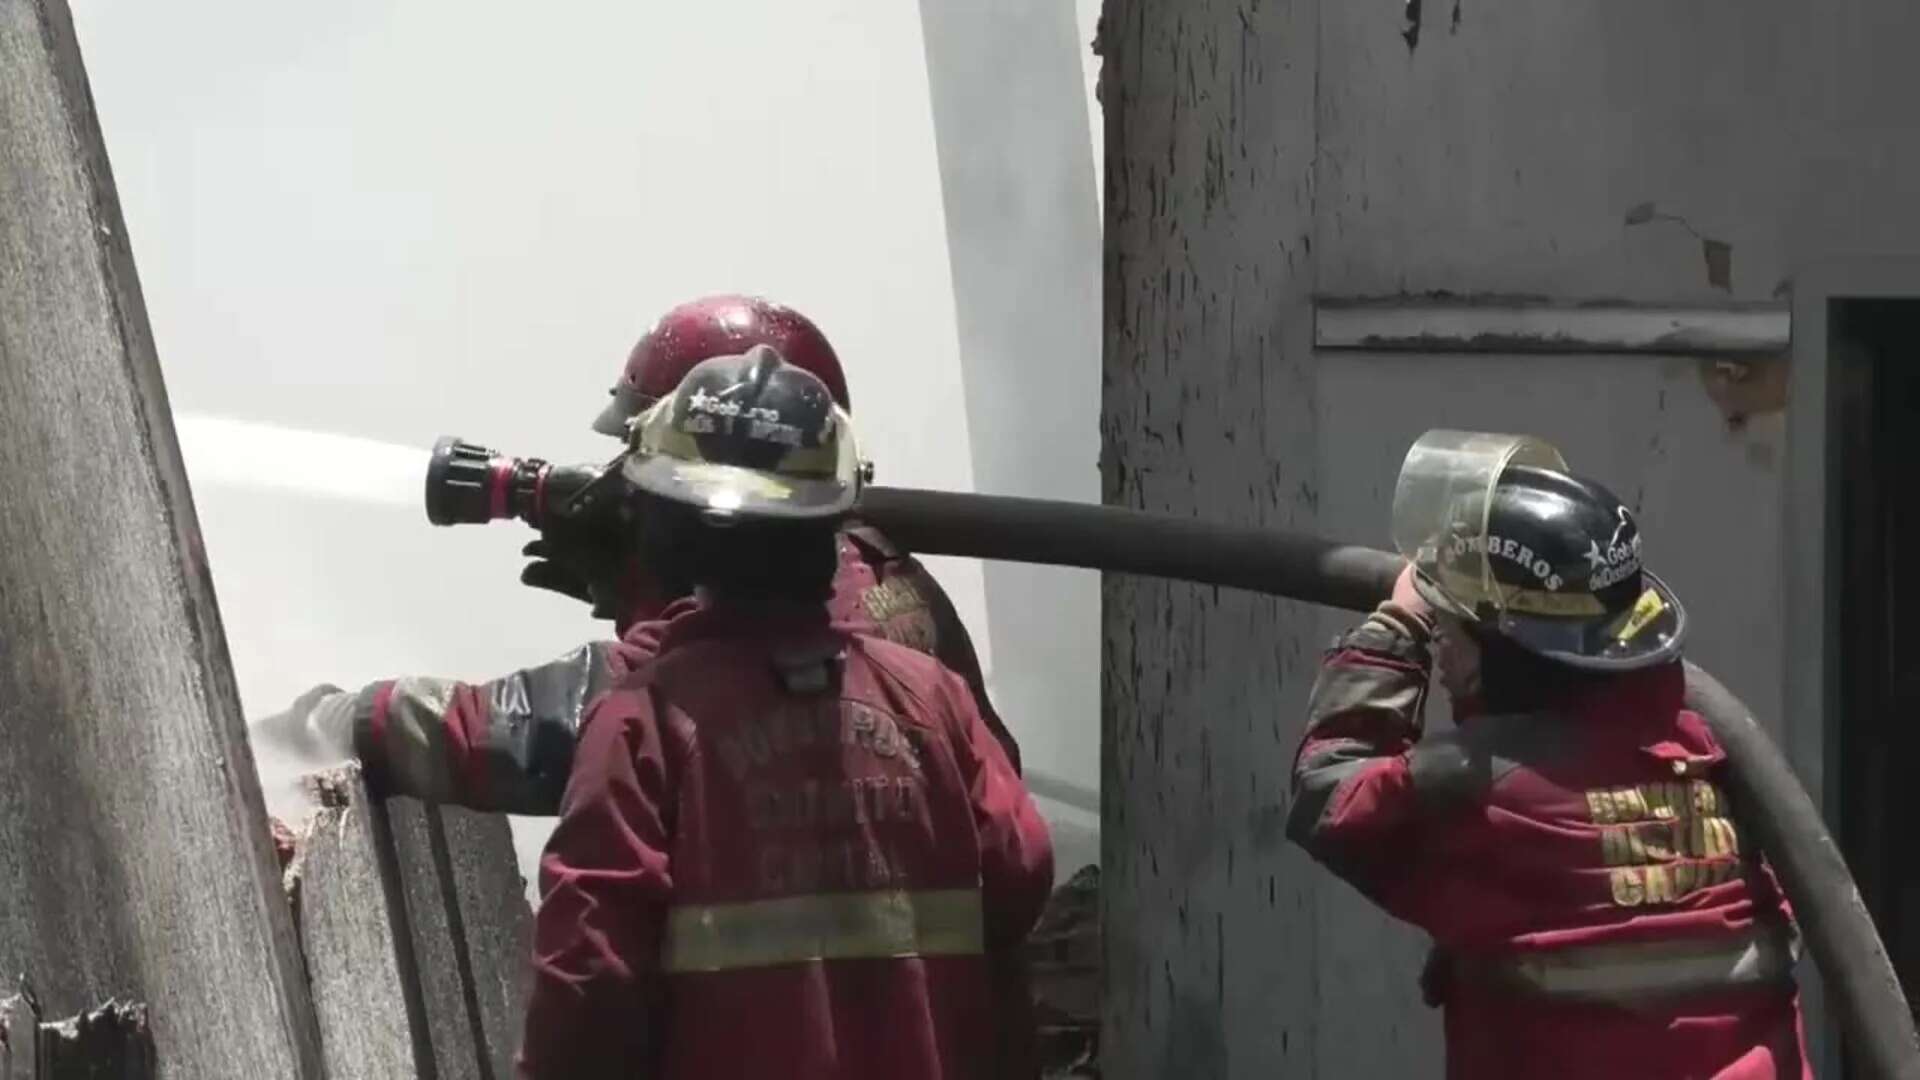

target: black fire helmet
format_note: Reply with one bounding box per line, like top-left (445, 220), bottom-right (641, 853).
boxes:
top-left (1410, 464), bottom-right (1688, 671)
top-left (622, 344), bottom-right (864, 521)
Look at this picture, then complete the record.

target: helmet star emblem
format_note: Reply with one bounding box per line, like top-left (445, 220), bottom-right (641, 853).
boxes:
top-left (1585, 540), bottom-right (1609, 570)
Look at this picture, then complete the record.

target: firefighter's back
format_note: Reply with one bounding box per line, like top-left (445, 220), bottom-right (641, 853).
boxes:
top-left (644, 625), bottom-right (1033, 1079)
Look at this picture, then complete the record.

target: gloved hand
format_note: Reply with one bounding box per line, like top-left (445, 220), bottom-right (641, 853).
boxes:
top-left (519, 538), bottom-right (594, 605)
top-left (1390, 562), bottom-right (1435, 623)
top-left (251, 684), bottom-right (361, 824)
top-left (519, 519), bottom-right (627, 621)
top-left (252, 683), bottom-right (359, 764)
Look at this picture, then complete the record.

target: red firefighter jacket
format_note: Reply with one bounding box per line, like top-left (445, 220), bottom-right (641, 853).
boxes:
top-left (517, 600), bottom-right (1054, 1079)
top-left (345, 523), bottom-right (1019, 814)
top-left (1288, 602), bottom-right (1812, 1080)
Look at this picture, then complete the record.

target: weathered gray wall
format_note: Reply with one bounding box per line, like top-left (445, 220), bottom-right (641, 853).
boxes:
top-left (1100, 1), bottom-right (1325, 1075)
top-left (0, 0), bottom-right (322, 1074)
top-left (1102, 0), bottom-right (1920, 1076)
top-left (291, 768), bottom-right (532, 1078)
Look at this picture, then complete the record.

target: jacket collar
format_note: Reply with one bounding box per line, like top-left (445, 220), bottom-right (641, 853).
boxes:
top-left (623, 596), bottom-right (840, 655)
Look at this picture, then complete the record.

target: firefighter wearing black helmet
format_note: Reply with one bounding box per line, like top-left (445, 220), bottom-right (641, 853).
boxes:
top-left (520, 346), bottom-right (1052, 1080)
top-left (1288, 432), bottom-right (1810, 1080)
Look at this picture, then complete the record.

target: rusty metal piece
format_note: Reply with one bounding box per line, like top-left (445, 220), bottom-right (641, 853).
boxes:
top-left (1698, 355), bottom-right (1790, 429)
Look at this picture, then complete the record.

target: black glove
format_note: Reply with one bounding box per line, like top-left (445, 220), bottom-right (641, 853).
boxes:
top-left (519, 525), bottom-right (627, 620)
top-left (520, 538), bottom-right (595, 604)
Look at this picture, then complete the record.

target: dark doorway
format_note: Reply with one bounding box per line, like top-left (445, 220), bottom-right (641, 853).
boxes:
top-left (1831, 298), bottom-right (1920, 1068)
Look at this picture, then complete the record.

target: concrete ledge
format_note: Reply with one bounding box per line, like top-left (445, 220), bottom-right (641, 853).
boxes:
top-left (1314, 299), bottom-right (1791, 354)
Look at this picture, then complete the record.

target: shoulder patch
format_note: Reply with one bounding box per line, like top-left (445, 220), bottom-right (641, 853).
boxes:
top-left (861, 578), bottom-right (937, 654)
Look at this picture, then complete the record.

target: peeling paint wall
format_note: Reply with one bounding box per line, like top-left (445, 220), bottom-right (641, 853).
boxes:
top-left (1102, 0), bottom-right (1920, 1075)
top-left (1316, 1), bottom-right (1920, 302)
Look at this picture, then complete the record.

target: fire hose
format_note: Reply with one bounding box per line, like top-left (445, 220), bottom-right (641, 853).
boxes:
top-left (858, 485), bottom-right (1920, 1080)
top-left (423, 435), bottom-right (1917, 1075)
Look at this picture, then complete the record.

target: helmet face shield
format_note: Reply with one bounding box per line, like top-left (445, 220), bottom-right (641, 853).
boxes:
top-left (1393, 430), bottom-right (1570, 619)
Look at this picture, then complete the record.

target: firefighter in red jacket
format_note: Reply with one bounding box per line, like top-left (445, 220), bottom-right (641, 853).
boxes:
top-left (517, 346), bottom-right (1053, 1079)
top-left (1288, 432), bottom-right (1811, 1080)
top-left (258, 294), bottom-right (1017, 815)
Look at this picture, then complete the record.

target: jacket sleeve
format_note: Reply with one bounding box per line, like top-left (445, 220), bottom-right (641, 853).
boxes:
top-left (909, 559), bottom-right (1023, 775)
top-left (940, 670), bottom-right (1052, 1080)
top-left (517, 689), bottom-right (675, 1080)
top-left (355, 641), bottom-right (630, 814)
top-left (845, 523), bottom-right (1024, 774)
top-left (945, 667), bottom-right (1053, 945)
top-left (1285, 602), bottom-right (1438, 912)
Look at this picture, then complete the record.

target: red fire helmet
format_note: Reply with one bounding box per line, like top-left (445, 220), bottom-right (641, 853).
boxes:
top-left (593, 294), bottom-right (850, 437)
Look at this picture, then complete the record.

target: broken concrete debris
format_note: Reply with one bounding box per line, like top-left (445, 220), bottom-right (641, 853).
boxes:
top-left (0, 986), bottom-right (155, 1079)
top-left (283, 766), bottom-right (531, 1078)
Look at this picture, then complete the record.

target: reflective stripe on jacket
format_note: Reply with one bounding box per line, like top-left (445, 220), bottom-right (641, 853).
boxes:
top-left (661, 887), bottom-right (986, 973)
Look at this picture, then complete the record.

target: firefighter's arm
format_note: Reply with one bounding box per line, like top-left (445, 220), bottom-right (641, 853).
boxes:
top-left (942, 671), bottom-right (1051, 1080)
top-left (517, 692), bottom-right (674, 1080)
top-left (912, 559), bottom-right (1023, 774)
top-left (1284, 602), bottom-right (1436, 901)
top-left (264, 641), bottom-right (627, 814)
top-left (947, 667), bottom-right (1053, 945)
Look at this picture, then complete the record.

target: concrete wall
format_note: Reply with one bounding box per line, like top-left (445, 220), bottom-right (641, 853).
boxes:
top-left (1102, 0), bottom-right (1920, 1075)
top-left (918, 0), bottom-right (1105, 843)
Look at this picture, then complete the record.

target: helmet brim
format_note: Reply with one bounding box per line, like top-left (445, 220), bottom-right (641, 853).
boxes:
top-left (621, 455), bottom-right (855, 520)
top-left (1492, 569), bottom-right (1688, 672)
top-left (592, 385), bottom-right (646, 438)
top-left (1412, 566), bottom-right (1687, 673)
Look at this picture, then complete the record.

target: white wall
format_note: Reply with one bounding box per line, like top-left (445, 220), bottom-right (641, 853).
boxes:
top-left (916, 0), bottom-right (1104, 844)
top-left (68, 0), bottom-right (1102, 883)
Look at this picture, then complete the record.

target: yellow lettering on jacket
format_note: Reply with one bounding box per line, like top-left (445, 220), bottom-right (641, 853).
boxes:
top-left (1586, 779), bottom-right (1742, 909)
top-left (1610, 867), bottom-right (1645, 906)
top-left (862, 580), bottom-right (938, 652)
top-left (1671, 861), bottom-right (1697, 895)
top-left (861, 578), bottom-right (925, 623)
top-left (1643, 864), bottom-right (1676, 904)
